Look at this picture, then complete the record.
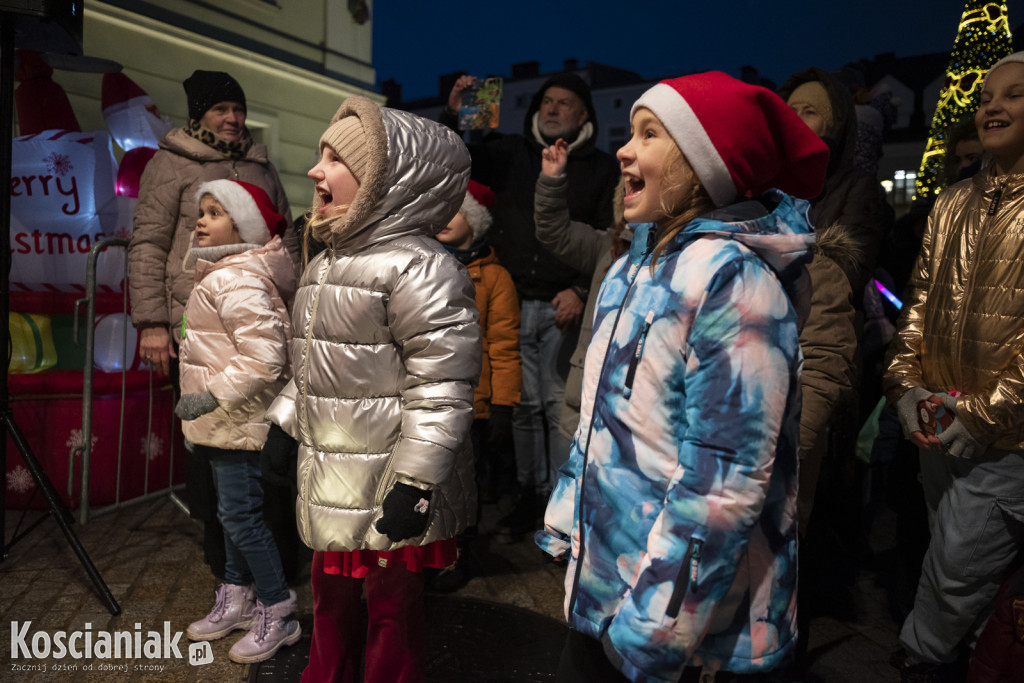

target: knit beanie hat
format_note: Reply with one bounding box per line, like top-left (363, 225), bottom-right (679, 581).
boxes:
top-left (195, 179), bottom-right (285, 245)
top-left (631, 71), bottom-right (830, 207)
top-left (183, 70), bottom-right (246, 121)
top-left (460, 180), bottom-right (495, 241)
top-left (983, 51), bottom-right (1024, 88)
top-left (786, 81), bottom-right (834, 134)
top-left (310, 96), bottom-right (389, 243)
top-left (320, 115), bottom-right (370, 182)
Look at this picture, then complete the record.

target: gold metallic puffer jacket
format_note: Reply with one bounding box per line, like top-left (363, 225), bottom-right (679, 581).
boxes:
top-left (266, 98), bottom-right (480, 552)
top-left (884, 171), bottom-right (1024, 449)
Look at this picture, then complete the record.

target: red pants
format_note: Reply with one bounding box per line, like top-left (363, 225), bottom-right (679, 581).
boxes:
top-left (301, 551), bottom-right (427, 683)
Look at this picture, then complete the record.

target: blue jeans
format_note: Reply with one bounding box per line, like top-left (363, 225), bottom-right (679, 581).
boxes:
top-left (201, 446), bottom-right (290, 606)
top-left (900, 447), bottom-right (1024, 663)
top-left (513, 300), bottom-right (574, 493)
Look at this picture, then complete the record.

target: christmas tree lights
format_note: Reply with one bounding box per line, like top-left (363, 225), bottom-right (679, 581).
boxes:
top-left (915, 1), bottom-right (1013, 201)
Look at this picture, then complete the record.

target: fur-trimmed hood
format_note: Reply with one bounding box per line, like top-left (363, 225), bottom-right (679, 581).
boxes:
top-left (812, 220), bottom-right (867, 287)
top-left (312, 96), bottom-right (471, 250)
top-left (778, 67), bottom-right (858, 176)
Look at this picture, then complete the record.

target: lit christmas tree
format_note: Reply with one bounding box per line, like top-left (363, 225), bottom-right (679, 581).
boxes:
top-left (915, 1), bottom-right (1013, 201)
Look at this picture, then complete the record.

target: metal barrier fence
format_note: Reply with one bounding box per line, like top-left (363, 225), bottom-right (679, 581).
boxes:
top-left (69, 237), bottom-right (183, 525)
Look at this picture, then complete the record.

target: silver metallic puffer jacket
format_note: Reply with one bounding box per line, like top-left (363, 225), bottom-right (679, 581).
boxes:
top-left (266, 99), bottom-right (481, 552)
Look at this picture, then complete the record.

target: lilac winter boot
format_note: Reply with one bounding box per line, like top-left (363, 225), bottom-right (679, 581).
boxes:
top-left (228, 589), bottom-right (301, 664)
top-left (187, 583), bottom-right (257, 641)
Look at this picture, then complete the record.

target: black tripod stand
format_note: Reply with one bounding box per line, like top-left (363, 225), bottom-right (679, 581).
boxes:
top-left (0, 13), bottom-right (119, 616)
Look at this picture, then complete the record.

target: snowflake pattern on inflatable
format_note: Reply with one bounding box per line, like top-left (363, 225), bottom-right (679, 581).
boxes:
top-left (6, 465), bottom-right (35, 493)
top-left (140, 434), bottom-right (163, 462)
top-left (65, 428), bottom-right (98, 453)
top-left (44, 151), bottom-right (73, 177)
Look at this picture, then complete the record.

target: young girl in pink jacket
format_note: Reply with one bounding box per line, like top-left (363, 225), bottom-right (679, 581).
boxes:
top-left (174, 179), bottom-right (300, 664)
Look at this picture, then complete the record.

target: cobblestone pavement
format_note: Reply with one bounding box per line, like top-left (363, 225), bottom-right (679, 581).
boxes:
top-left (2, 495), bottom-right (903, 682)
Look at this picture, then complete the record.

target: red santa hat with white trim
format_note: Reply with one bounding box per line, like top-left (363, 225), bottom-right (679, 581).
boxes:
top-left (102, 72), bottom-right (155, 118)
top-left (196, 179), bottom-right (286, 245)
top-left (630, 71), bottom-right (829, 207)
top-left (460, 179), bottom-right (495, 242)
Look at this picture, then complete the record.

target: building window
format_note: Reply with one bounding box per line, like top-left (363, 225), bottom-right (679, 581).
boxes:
top-left (885, 170), bottom-right (918, 209)
top-left (608, 126), bottom-right (627, 155)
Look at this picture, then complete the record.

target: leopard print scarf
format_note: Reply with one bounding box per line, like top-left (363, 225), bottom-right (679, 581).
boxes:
top-left (185, 119), bottom-right (253, 160)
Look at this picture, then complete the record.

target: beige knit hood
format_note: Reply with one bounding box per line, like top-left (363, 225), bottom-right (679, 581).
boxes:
top-left (310, 96), bottom-right (470, 250)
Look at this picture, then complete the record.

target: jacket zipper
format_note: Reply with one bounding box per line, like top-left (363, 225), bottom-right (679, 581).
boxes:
top-left (623, 310), bottom-right (655, 398)
top-left (665, 537), bottom-right (703, 618)
top-left (954, 182), bottom-right (1003, 387)
top-left (986, 188), bottom-right (1003, 216)
top-left (567, 249), bottom-right (651, 615)
top-left (297, 254), bottom-right (333, 526)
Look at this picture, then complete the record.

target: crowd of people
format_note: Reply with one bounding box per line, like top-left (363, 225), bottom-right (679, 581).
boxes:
top-left (123, 52), bottom-right (1024, 682)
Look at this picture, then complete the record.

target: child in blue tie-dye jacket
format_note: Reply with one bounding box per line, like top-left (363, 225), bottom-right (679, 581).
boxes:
top-left (536, 72), bottom-right (829, 682)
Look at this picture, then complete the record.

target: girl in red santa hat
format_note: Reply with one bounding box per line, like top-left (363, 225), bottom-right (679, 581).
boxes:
top-left (175, 179), bottom-right (300, 664)
top-left (536, 72), bottom-right (830, 681)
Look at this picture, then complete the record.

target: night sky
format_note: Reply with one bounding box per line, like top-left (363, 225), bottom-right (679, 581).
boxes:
top-left (373, 0), bottom-right (994, 100)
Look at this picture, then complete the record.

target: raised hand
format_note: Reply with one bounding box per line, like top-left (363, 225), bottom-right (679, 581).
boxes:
top-left (541, 138), bottom-right (569, 177)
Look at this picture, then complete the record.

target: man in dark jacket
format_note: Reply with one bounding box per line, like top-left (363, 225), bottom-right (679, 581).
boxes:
top-left (442, 73), bottom-right (619, 535)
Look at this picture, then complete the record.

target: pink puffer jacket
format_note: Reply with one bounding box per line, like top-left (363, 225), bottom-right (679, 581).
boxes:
top-left (179, 236), bottom-right (296, 450)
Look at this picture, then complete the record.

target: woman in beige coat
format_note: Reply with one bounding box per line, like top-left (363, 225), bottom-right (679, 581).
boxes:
top-left (127, 70), bottom-right (297, 580)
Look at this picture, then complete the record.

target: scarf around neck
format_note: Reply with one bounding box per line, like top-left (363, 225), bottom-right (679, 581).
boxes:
top-left (186, 119), bottom-right (253, 160)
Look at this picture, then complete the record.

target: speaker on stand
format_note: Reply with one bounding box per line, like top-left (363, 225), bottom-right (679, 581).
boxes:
top-left (0, 0), bottom-right (119, 615)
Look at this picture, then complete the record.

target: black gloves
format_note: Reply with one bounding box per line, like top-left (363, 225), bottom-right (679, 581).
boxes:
top-left (375, 482), bottom-right (432, 542)
top-left (487, 404), bottom-right (514, 452)
top-left (175, 391), bottom-right (218, 421)
top-left (260, 424), bottom-right (298, 488)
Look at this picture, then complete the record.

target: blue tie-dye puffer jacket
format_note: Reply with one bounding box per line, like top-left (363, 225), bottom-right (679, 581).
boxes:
top-left (536, 190), bottom-right (813, 681)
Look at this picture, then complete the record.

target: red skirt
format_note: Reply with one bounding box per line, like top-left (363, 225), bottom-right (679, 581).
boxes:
top-left (322, 538), bottom-right (458, 578)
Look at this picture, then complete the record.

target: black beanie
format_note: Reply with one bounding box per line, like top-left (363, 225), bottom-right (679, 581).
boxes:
top-left (183, 70), bottom-right (246, 121)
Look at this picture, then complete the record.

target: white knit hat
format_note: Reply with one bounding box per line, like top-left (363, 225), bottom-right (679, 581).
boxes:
top-left (983, 51), bottom-right (1024, 88)
top-left (195, 179), bottom-right (285, 245)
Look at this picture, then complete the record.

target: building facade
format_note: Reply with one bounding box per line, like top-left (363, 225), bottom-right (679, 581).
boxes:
top-left (46, 0), bottom-right (380, 219)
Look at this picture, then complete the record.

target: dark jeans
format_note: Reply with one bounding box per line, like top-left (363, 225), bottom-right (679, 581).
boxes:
top-left (199, 445), bottom-right (290, 605)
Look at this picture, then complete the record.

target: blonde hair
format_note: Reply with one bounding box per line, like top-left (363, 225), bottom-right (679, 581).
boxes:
top-left (302, 203), bottom-right (351, 267)
top-left (649, 143), bottom-right (715, 270)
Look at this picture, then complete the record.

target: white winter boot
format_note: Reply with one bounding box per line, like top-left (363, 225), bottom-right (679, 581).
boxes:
top-left (228, 589), bottom-right (301, 664)
top-left (187, 583), bottom-right (257, 641)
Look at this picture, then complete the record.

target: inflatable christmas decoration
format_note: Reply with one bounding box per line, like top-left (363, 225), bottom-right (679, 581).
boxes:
top-left (14, 50), bottom-right (80, 135)
top-left (6, 64), bottom-right (183, 511)
top-left (101, 71), bottom-right (172, 152)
